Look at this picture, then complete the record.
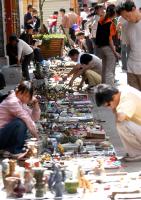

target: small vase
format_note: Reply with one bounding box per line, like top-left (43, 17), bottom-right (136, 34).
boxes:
top-left (5, 177), bottom-right (20, 198)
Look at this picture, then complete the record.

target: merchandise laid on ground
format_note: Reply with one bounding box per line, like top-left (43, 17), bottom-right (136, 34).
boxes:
top-left (1, 59), bottom-right (141, 200)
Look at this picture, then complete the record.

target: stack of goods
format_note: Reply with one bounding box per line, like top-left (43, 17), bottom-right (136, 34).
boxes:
top-left (2, 58), bottom-right (139, 200)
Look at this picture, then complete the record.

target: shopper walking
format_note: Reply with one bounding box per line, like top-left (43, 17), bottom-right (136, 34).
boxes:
top-left (116, 1), bottom-right (141, 90)
top-left (96, 4), bottom-right (120, 85)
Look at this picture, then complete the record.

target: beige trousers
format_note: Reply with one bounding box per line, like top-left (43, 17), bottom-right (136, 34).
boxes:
top-left (85, 69), bottom-right (101, 86)
top-left (117, 121), bottom-right (141, 157)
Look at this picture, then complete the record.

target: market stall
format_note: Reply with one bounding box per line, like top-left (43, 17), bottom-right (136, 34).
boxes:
top-left (1, 58), bottom-right (141, 200)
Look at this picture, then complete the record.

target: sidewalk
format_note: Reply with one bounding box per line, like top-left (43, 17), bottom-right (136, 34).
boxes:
top-left (1, 64), bottom-right (141, 173)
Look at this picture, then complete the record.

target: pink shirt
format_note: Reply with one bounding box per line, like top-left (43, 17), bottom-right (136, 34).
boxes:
top-left (0, 91), bottom-right (41, 135)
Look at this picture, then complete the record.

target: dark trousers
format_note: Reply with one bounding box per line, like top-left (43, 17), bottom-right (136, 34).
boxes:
top-left (69, 28), bottom-right (76, 42)
top-left (22, 52), bottom-right (33, 80)
top-left (0, 118), bottom-right (27, 154)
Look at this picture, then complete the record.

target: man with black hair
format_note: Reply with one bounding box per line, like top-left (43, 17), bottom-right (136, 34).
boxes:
top-left (20, 24), bottom-right (33, 45)
top-left (95, 84), bottom-right (141, 162)
top-left (9, 34), bottom-right (33, 80)
top-left (68, 49), bottom-right (102, 89)
top-left (116, 1), bottom-right (141, 90)
top-left (24, 4), bottom-right (33, 29)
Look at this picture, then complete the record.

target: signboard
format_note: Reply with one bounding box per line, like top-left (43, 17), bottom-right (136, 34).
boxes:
top-left (0, 0), bottom-right (4, 57)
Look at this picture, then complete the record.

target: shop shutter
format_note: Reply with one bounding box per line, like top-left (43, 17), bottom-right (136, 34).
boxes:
top-left (42, 0), bottom-right (70, 27)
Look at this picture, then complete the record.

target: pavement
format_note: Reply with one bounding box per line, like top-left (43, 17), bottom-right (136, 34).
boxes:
top-left (1, 63), bottom-right (141, 174)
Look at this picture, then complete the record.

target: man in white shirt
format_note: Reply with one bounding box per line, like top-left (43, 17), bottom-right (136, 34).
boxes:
top-left (9, 35), bottom-right (33, 80)
top-left (68, 49), bottom-right (102, 89)
top-left (116, 1), bottom-right (141, 90)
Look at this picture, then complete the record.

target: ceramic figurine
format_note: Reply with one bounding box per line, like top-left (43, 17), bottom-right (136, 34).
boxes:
top-left (77, 166), bottom-right (91, 193)
top-left (24, 170), bottom-right (35, 193)
top-left (33, 167), bottom-right (45, 198)
top-left (13, 179), bottom-right (25, 198)
top-left (48, 163), bottom-right (65, 200)
top-left (1, 159), bottom-right (9, 188)
top-left (93, 159), bottom-right (105, 183)
top-left (5, 177), bottom-right (20, 198)
top-left (6, 160), bottom-right (20, 178)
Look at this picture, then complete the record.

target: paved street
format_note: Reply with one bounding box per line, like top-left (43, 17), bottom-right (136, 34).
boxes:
top-left (1, 63), bottom-right (141, 173)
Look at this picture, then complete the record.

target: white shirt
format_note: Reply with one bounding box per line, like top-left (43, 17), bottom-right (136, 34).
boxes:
top-left (91, 15), bottom-right (100, 38)
top-left (77, 53), bottom-right (102, 75)
top-left (80, 11), bottom-right (87, 21)
top-left (18, 39), bottom-right (33, 60)
top-left (123, 20), bottom-right (141, 74)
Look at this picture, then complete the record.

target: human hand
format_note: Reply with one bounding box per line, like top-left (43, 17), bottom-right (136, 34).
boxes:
top-left (69, 79), bottom-right (74, 87)
top-left (17, 60), bottom-right (21, 66)
top-left (115, 52), bottom-right (121, 59)
top-left (77, 84), bottom-right (82, 91)
top-left (31, 96), bottom-right (39, 106)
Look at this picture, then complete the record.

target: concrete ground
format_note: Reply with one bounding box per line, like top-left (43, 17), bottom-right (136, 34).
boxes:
top-left (1, 63), bottom-right (141, 174)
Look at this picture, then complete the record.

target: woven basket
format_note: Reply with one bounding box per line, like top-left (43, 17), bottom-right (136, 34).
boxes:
top-left (39, 38), bottom-right (64, 59)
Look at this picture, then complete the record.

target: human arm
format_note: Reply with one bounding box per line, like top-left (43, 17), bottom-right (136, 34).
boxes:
top-left (67, 64), bottom-right (82, 77)
top-left (17, 41), bottom-right (23, 63)
top-left (116, 96), bottom-right (136, 122)
top-left (77, 76), bottom-right (85, 90)
top-left (109, 23), bottom-right (121, 59)
top-left (69, 68), bottom-right (84, 87)
top-left (8, 101), bottom-right (39, 139)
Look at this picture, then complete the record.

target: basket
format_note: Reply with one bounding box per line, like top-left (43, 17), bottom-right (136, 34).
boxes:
top-left (39, 38), bottom-right (64, 59)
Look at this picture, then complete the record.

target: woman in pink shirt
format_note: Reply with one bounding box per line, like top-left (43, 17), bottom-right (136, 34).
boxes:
top-left (0, 81), bottom-right (41, 158)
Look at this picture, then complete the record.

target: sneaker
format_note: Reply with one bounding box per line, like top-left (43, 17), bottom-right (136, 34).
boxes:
top-left (124, 155), bottom-right (141, 162)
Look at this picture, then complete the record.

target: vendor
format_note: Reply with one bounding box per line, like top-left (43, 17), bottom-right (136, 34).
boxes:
top-left (0, 81), bottom-right (41, 159)
top-left (68, 49), bottom-right (102, 89)
top-left (95, 84), bottom-right (141, 162)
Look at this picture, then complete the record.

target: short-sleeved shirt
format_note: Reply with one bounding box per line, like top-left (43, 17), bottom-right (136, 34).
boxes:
top-left (96, 17), bottom-right (117, 47)
top-left (122, 20), bottom-right (141, 74)
top-left (77, 53), bottom-right (102, 75)
top-left (116, 85), bottom-right (141, 125)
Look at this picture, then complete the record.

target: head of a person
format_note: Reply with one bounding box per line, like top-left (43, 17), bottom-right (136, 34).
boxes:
top-left (105, 4), bottom-right (116, 20)
top-left (95, 84), bottom-right (120, 110)
top-left (76, 31), bottom-right (85, 40)
top-left (27, 4), bottom-right (33, 12)
top-left (32, 8), bottom-right (38, 16)
top-left (116, 1), bottom-right (138, 23)
top-left (80, 54), bottom-right (93, 65)
top-left (68, 49), bottom-right (79, 62)
top-left (83, 4), bottom-right (88, 12)
top-left (16, 81), bottom-right (34, 104)
top-left (95, 4), bottom-right (105, 16)
top-left (54, 11), bottom-right (58, 16)
top-left (70, 8), bottom-right (74, 12)
top-left (90, 7), bottom-right (94, 14)
top-left (60, 8), bottom-right (65, 16)
top-left (9, 34), bottom-right (19, 46)
top-left (26, 24), bottom-right (33, 34)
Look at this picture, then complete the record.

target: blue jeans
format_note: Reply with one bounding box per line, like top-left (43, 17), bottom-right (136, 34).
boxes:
top-left (0, 118), bottom-right (27, 154)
